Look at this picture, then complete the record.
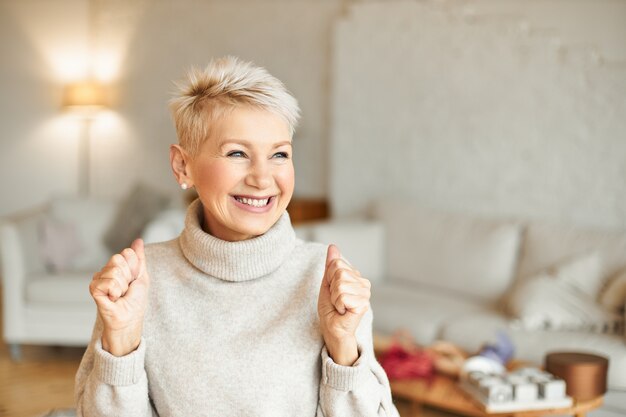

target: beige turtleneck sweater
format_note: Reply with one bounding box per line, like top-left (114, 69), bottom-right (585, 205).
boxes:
top-left (74, 200), bottom-right (399, 416)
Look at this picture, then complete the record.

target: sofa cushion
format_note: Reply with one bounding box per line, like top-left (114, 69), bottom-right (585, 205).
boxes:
top-left (371, 200), bottom-right (522, 304)
top-left (371, 282), bottom-right (487, 345)
top-left (438, 311), bottom-right (510, 354)
top-left (309, 220), bottom-right (385, 283)
top-left (49, 196), bottom-right (117, 271)
top-left (26, 272), bottom-right (93, 305)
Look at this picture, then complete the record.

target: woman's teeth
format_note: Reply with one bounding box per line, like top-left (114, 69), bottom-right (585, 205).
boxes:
top-left (235, 196), bottom-right (270, 207)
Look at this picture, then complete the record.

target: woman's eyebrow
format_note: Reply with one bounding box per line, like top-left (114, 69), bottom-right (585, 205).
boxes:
top-left (218, 139), bottom-right (248, 149)
top-left (218, 139), bottom-right (292, 148)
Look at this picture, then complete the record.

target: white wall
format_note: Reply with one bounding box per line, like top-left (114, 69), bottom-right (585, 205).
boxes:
top-left (0, 0), bottom-right (343, 216)
top-left (0, 0), bottom-right (91, 215)
top-left (2, 0), bottom-right (626, 231)
top-left (331, 0), bottom-right (626, 230)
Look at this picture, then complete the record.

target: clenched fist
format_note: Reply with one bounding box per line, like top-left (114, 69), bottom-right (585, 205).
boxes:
top-left (89, 238), bottom-right (150, 356)
top-left (317, 244), bottom-right (371, 365)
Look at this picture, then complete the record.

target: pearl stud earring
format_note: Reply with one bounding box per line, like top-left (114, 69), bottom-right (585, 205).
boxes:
top-left (181, 183), bottom-right (188, 190)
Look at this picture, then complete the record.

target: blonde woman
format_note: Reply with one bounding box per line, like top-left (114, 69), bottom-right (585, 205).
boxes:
top-left (75, 56), bottom-right (399, 417)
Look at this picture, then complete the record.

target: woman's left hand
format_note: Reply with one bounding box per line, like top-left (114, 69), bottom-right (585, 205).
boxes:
top-left (317, 244), bottom-right (371, 365)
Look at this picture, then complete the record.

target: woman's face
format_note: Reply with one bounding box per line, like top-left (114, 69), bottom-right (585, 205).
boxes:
top-left (188, 106), bottom-right (294, 241)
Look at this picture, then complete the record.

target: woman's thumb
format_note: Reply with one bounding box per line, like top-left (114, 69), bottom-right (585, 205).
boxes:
top-left (325, 244), bottom-right (341, 268)
top-left (130, 238), bottom-right (148, 280)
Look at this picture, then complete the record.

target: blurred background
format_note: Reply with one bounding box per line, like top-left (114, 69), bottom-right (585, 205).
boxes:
top-left (1, 0), bottom-right (623, 224)
top-left (1, 1), bottom-right (625, 416)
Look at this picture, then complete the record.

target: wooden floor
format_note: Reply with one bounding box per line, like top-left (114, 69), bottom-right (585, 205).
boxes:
top-left (0, 287), bottom-right (86, 417)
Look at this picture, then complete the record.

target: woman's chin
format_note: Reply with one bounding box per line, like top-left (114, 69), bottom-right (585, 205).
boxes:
top-left (231, 215), bottom-right (278, 238)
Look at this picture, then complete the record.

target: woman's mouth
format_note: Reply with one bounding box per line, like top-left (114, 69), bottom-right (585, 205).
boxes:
top-left (233, 196), bottom-right (272, 207)
top-left (231, 195), bottom-right (276, 212)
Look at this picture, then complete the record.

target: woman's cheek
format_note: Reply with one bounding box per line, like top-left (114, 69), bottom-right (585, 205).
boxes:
top-left (197, 160), bottom-right (243, 191)
top-left (277, 163), bottom-right (295, 196)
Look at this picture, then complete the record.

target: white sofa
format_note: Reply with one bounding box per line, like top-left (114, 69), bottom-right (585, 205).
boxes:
top-left (296, 200), bottom-right (626, 414)
top-left (0, 198), bottom-right (117, 359)
top-left (0, 183), bottom-right (176, 358)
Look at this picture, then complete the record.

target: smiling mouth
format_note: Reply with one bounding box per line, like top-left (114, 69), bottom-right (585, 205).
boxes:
top-left (233, 196), bottom-right (274, 207)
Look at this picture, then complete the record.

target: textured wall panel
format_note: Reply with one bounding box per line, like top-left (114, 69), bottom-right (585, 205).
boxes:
top-left (331, 1), bottom-right (626, 230)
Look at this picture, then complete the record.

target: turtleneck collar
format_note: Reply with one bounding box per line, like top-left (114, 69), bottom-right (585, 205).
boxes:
top-left (178, 199), bottom-right (297, 282)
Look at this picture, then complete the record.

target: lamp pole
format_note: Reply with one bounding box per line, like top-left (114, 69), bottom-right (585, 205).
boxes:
top-left (78, 117), bottom-right (93, 196)
top-left (62, 82), bottom-right (107, 197)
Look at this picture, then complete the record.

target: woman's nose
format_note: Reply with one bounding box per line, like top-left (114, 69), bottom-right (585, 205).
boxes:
top-left (245, 160), bottom-right (272, 189)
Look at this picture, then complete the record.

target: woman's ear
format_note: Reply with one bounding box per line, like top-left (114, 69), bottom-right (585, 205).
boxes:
top-left (170, 144), bottom-right (193, 188)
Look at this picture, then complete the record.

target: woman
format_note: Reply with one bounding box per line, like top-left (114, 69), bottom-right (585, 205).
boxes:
top-left (75, 56), bottom-right (399, 417)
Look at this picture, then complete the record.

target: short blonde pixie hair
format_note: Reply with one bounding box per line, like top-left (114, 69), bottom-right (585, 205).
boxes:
top-left (169, 56), bottom-right (300, 158)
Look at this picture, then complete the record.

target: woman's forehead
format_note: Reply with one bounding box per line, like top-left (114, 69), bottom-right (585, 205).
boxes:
top-left (206, 107), bottom-right (292, 148)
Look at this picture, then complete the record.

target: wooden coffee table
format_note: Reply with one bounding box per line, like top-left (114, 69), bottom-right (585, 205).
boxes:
top-left (373, 334), bottom-right (603, 417)
top-left (390, 374), bottom-right (603, 417)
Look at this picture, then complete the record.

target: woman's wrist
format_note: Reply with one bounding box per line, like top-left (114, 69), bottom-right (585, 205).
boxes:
top-left (101, 327), bottom-right (142, 357)
top-left (324, 334), bottom-right (359, 366)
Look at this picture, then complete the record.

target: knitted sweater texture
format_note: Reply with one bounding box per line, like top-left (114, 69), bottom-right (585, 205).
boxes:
top-left (75, 200), bottom-right (399, 416)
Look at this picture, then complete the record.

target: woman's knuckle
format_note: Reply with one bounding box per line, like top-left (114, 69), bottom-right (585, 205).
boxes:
top-left (107, 266), bottom-right (119, 279)
top-left (111, 253), bottom-right (124, 264)
top-left (337, 268), bottom-right (349, 280)
top-left (98, 271), bottom-right (111, 281)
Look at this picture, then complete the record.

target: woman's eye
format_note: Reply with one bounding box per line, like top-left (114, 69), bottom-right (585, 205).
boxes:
top-left (273, 152), bottom-right (289, 159)
top-left (227, 151), bottom-right (246, 158)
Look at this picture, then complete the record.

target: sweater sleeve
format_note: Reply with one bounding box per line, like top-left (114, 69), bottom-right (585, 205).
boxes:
top-left (316, 307), bottom-right (400, 417)
top-left (74, 315), bottom-right (157, 417)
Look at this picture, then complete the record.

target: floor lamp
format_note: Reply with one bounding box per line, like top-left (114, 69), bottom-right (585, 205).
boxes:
top-left (62, 82), bottom-right (108, 196)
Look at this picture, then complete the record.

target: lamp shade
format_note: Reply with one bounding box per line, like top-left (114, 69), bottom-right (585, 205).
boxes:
top-left (62, 82), bottom-right (108, 109)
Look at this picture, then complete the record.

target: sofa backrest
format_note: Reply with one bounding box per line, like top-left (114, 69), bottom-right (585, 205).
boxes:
top-left (371, 200), bottom-right (522, 305)
top-left (516, 220), bottom-right (626, 284)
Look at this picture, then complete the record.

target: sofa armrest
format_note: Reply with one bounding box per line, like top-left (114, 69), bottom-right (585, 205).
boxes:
top-left (306, 219), bottom-right (385, 284)
top-left (1, 221), bottom-right (27, 340)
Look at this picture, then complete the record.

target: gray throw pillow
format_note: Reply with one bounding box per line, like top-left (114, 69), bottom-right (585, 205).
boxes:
top-left (103, 183), bottom-right (170, 254)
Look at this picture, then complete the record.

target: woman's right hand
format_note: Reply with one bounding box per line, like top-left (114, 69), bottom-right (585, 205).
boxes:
top-left (89, 238), bottom-right (150, 356)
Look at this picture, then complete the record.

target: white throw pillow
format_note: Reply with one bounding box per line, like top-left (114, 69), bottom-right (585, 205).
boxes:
top-left (553, 251), bottom-right (604, 296)
top-left (38, 214), bottom-right (83, 273)
top-left (508, 253), bottom-right (623, 333)
top-left (49, 196), bottom-right (117, 271)
top-left (599, 268), bottom-right (626, 313)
